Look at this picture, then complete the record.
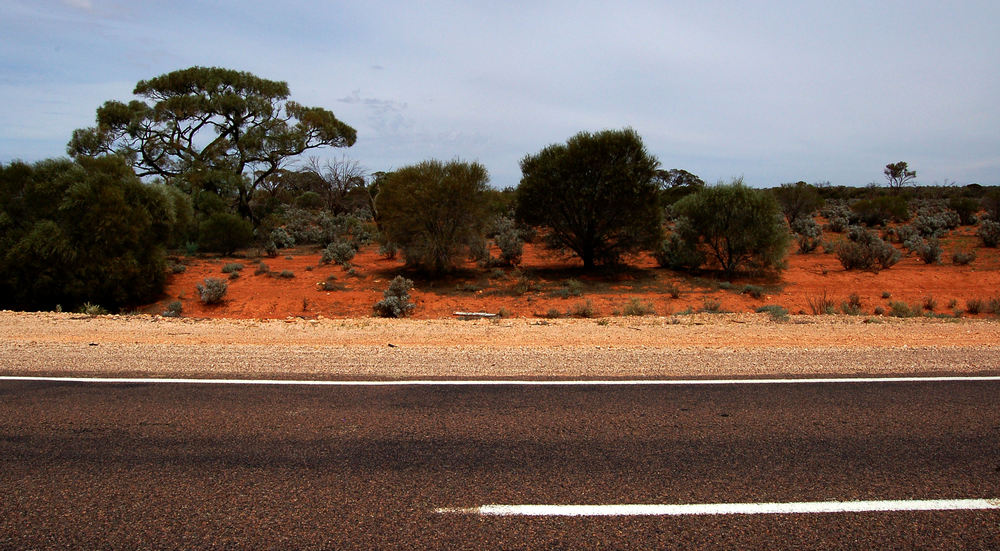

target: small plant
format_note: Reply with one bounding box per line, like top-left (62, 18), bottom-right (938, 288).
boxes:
top-left (807, 291), bottom-right (836, 315)
top-left (305, 265), bottom-right (314, 271)
top-left (169, 263), bottom-right (187, 274)
top-left (664, 283), bottom-right (682, 299)
top-left (966, 298), bottom-right (984, 315)
top-left (791, 217), bottom-right (822, 254)
top-left (544, 308), bottom-right (563, 319)
top-left (184, 241), bottom-right (198, 255)
top-left (570, 300), bottom-right (597, 318)
top-left (888, 301), bottom-right (919, 318)
top-left (317, 276), bottom-right (345, 291)
top-left (497, 307), bottom-right (513, 318)
top-left (196, 278), bottom-right (228, 304)
top-left (922, 296), bottom-right (937, 312)
top-left (834, 227), bottom-right (900, 272)
top-left (228, 272), bottom-right (240, 280)
top-left (951, 249), bottom-right (976, 266)
top-left (873, 306), bottom-right (885, 315)
top-left (162, 300), bottom-right (182, 317)
top-left (490, 268), bottom-right (507, 280)
top-left (255, 262), bottom-right (270, 275)
top-left (622, 298), bottom-right (656, 316)
top-left (947, 298), bottom-right (958, 310)
top-left (221, 263), bottom-right (244, 274)
top-left (740, 284), bottom-right (765, 299)
top-left (495, 227), bottom-right (524, 266)
top-left (373, 276), bottom-right (416, 318)
top-left (80, 302), bottom-right (108, 316)
top-left (840, 294), bottom-right (863, 315)
top-left (755, 305), bottom-right (789, 322)
top-left (699, 297), bottom-right (723, 314)
top-left (882, 291), bottom-right (892, 299)
top-left (321, 240), bottom-right (357, 267)
top-left (278, 270), bottom-right (295, 278)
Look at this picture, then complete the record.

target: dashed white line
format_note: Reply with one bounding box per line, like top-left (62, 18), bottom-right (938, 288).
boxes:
top-left (435, 498), bottom-right (1000, 517)
top-left (2, 375), bottom-right (1000, 386)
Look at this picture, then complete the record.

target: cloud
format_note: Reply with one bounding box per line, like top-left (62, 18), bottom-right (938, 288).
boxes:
top-left (61, 0), bottom-right (93, 10)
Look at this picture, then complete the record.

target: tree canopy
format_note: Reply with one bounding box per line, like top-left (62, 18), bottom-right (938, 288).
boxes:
top-left (884, 161), bottom-right (916, 191)
top-left (516, 128), bottom-right (662, 268)
top-left (68, 66), bottom-right (357, 223)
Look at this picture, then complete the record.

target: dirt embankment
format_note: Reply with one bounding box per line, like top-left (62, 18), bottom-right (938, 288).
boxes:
top-left (2, 311), bottom-right (998, 380)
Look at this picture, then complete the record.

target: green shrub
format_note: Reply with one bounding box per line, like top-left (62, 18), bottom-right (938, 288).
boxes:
top-left (654, 231), bottom-right (706, 271)
top-left (850, 196), bottom-right (909, 227)
top-left (670, 178), bottom-right (790, 275)
top-left (888, 301), bottom-right (919, 318)
top-left (834, 227), bottom-right (900, 272)
top-left (375, 159), bottom-right (491, 275)
top-left (544, 308), bottom-right (563, 319)
top-left (269, 227), bottom-right (296, 249)
top-left (196, 277), bottom-right (228, 304)
top-left (740, 284), bottom-right (765, 299)
top-left (807, 292), bottom-right (836, 315)
top-left (80, 302), bottom-right (108, 316)
top-left (373, 276), bottom-right (416, 317)
top-left (198, 212), bottom-right (253, 255)
top-left (840, 294), bottom-right (863, 315)
top-left (772, 181), bottom-right (824, 224)
top-left (915, 237), bottom-right (942, 264)
top-left (948, 197), bottom-right (980, 225)
top-left (923, 296), bottom-right (937, 312)
top-left (254, 262), bottom-right (270, 275)
top-left (278, 270), bottom-right (295, 278)
top-left (699, 298), bottom-right (723, 313)
top-left (966, 298), bottom-right (983, 315)
top-left (221, 263), bottom-right (244, 273)
top-left (664, 283), bottom-right (681, 298)
top-left (170, 263), bottom-right (188, 274)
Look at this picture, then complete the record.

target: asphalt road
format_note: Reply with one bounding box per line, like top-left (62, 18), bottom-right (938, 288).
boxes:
top-left (2, 379), bottom-right (999, 549)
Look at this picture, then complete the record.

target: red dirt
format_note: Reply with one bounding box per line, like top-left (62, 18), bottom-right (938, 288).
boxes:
top-left (149, 226), bottom-right (1000, 320)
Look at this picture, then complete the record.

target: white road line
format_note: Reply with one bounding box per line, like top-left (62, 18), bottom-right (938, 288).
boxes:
top-left (1, 375), bottom-right (1000, 386)
top-left (435, 498), bottom-right (1000, 517)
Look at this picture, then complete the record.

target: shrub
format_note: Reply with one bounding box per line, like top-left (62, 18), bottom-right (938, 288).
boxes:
top-left (170, 263), bottom-right (188, 274)
top-left (269, 227), bottom-right (296, 249)
top-left (740, 285), bottom-right (765, 299)
top-left (978, 219), bottom-right (1000, 247)
top-left (851, 196), bottom-right (909, 227)
top-left (840, 294), bottom-right (863, 315)
top-left (888, 301), bottom-right (919, 318)
top-left (221, 263), bottom-right (244, 274)
top-left (196, 277), bottom-right (228, 304)
top-left (495, 227), bottom-right (524, 266)
top-left (948, 197), bottom-right (979, 225)
top-left (756, 304), bottom-right (789, 322)
top-left (570, 300), bottom-right (597, 318)
top-left (773, 181), bottom-right (824, 224)
top-left (375, 159), bottom-right (492, 275)
top-left (278, 270), bottom-right (295, 278)
top-left (373, 276), bottom-right (416, 318)
top-left (822, 204), bottom-right (851, 233)
top-left (952, 249), bottom-right (976, 265)
top-left (655, 231), bottom-right (706, 270)
top-left (922, 296), bottom-right (937, 312)
top-left (622, 298), bottom-right (656, 316)
top-left (807, 292), bottom-right (836, 315)
top-left (914, 211), bottom-right (957, 237)
top-left (887, 224), bottom-right (919, 245)
top-left (966, 298), bottom-right (984, 315)
top-left (791, 217), bottom-right (822, 254)
top-left (834, 227), bottom-right (900, 272)
top-left (516, 129), bottom-right (662, 268)
top-left (198, 212), bottom-right (253, 255)
top-left (0, 157), bottom-right (170, 311)
top-left (254, 262), bottom-right (270, 275)
top-left (915, 237), bottom-right (943, 264)
top-left (321, 240), bottom-right (357, 266)
top-left (664, 283), bottom-right (682, 299)
top-left (162, 300), bottom-right (182, 317)
top-left (699, 298), bottom-right (723, 313)
top-left (544, 308), bottom-right (563, 319)
top-left (80, 302), bottom-right (108, 316)
top-left (671, 178), bottom-right (790, 276)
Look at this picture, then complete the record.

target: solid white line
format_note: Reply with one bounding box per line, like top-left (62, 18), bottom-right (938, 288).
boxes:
top-left (2, 375), bottom-right (1000, 386)
top-left (435, 498), bottom-right (1000, 517)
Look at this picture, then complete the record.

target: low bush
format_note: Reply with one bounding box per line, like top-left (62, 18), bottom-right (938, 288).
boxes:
top-left (196, 278), bottom-right (227, 304)
top-left (914, 211), bottom-right (959, 237)
top-left (654, 232), bottom-right (705, 271)
top-left (321, 240), bottom-right (357, 266)
top-left (254, 262), bottom-right (270, 275)
top-left (80, 302), bottom-right (108, 316)
top-left (834, 227), bottom-right (900, 272)
top-left (162, 300), bottom-right (182, 317)
top-left (791, 217), bottom-right (822, 254)
top-left (888, 301), bottom-right (920, 318)
top-left (373, 276), bottom-right (416, 318)
top-left (850, 196), bottom-right (909, 227)
top-left (840, 294), bottom-right (863, 315)
top-left (951, 249), bottom-right (977, 265)
top-left (756, 304), bottom-right (789, 322)
top-left (740, 284), bottom-right (765, 299)
top-left (807, 291), bottom-right (836, 315)
top-left (699, 297), bottom-right (723, 313)
top-left (221, 263), bottom-right (244, 274)
top-left (622, 298), bottom-right (656, 316)
top-left (570, 300), bottom-right (597, 318)
top-left (915, 237), bottom-right (942, 264)
top-left (948, 196), bottom-right (979, 225)
top-left (978, 219), bottom-right (1000, 247)
top-left (278, 270), bottom-right (295, 278)
top-left (923, 296), bottom-right (937, 312)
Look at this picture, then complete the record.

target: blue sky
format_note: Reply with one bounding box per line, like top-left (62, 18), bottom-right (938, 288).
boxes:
top-left (3, 0), bottom-right (999, 188)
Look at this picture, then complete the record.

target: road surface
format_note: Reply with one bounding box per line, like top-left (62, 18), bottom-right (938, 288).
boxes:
top-left (2, 378), bottom-right (999, 549)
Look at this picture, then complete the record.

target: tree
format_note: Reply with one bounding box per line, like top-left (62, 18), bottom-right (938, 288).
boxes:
top-left (656, 168), bottom-right (705, 206)
top-left (0, 156), bottom-right (172, 311)
top-left (884, 161), bottom-right (916, 191)
top-left (671, 178), bottom-right (790, 276)
top-left (374, 159), bottom-right (491, 275)
top-left (68, 66), bottom-right (357, 224)
top-left (771, 181), bottom-right (824, 224)
top-left (516, 129), bottom-right (662, 268)
top-left (300, 156), bottom-right (370, 214)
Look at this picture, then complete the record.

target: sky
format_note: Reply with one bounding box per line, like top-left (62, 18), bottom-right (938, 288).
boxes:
top-left (2, 0), bottom-right (999, 189)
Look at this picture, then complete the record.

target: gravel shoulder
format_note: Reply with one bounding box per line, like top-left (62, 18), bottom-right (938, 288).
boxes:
top-left (2, 311), bottom-right (998, 380)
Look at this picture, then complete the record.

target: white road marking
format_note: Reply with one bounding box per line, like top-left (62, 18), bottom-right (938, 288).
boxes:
top-left (1, 375), bottom-right (1000, 386)
top-left (435, 498), bottom-right (1000, 517)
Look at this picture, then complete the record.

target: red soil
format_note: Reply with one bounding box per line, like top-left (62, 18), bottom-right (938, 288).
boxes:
top-left (150, 226), bottom-right (1000, 320)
